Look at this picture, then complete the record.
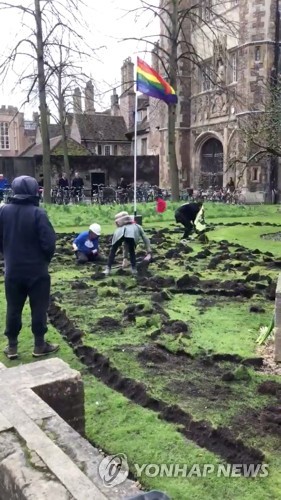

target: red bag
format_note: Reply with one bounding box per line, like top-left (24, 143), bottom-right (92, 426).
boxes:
top-left (156, 198), bottom-right (167, 213)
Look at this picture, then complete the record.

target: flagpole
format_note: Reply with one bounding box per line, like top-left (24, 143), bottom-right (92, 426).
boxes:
top-left (133, 71), bottom-right (138, 218)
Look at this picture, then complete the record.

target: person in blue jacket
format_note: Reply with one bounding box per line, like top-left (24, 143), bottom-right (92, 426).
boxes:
top-left (0, 173), bottom-right (9, 202)
top-left (73, 223), bottom-right (101, 264)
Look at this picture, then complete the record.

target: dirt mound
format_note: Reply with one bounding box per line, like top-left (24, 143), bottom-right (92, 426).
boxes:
top-left (208, 257), bottom-right (222, 270)
top-left (151, 290), bottom-right (172, 303)
top-left (245, 273), bottom-right (271, 283)
top-left (249, 305), bottom-right (265, 313)
top-left (260, 406), bottom-right (281, 435)
top-left (123, 302), bottom-right (170, 322)
top-left (143, 275), bottom-right (175, 289)
top-left (136, 259), bottom-right (151, 277)
top-left (138, 345), bottom-right (169, 364)
top-left (163, 320), bottom-right (190, 335)
top-left (91, 271), bottom-right (106, 280)
top-left (165, 249), bottom-right (181, 259)
top-left (266, 282), bottom-right (276, 301)
top-left (258, 381), bottom-right (281, 396)
top-left (195, 249), bottom-right (212, 259)
top-left (71, 281), bottom-right (89, 290)
top-left (96, 316), bottom-right (121, 330)
top-left (177, 275), bottom-right (200, 289)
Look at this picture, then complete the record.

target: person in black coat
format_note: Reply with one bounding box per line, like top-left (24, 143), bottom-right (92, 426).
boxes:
top-left (0, 176), bottom-right (59, 360)
top-left (58, 172), bottom-right (69, 189)
top-left (72, 172), bottom-right (84, 189)
top-left (175, 202), bottom-right (204, 239)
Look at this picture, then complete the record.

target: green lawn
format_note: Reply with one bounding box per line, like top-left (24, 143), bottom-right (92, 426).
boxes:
top-left (1, 203), bottom-right (281, 500)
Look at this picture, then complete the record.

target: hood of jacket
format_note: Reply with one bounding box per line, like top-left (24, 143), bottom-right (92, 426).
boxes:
top-left (11, 176), bottom-right (39, 204)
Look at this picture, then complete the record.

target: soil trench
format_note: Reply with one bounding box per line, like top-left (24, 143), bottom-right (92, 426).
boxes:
top-left (48, 299), bottom-right (264, 469)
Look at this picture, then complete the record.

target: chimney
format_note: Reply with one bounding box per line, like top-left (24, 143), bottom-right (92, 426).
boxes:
top-left (33, 112), bottom-right (39, 124)
top-left (110, 88), bottom-right (119, 116)
top-left (73, 87), bottom-right (82, 114)
top-left (84, 80), bottom-right (95, 114)
top-left (121, 57), bottom-right (134, 95)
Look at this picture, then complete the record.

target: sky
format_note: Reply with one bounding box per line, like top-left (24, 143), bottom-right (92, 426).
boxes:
top-left (0, 0), bottom-right (159, 119)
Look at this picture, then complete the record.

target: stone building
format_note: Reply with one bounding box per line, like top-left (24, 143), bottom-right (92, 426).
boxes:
top-left (69, 81), bottom-right (131, 158)
top-left (138, 0), bottom-right (279, 193)
top-left (0, 106), bottom-right (37, 157)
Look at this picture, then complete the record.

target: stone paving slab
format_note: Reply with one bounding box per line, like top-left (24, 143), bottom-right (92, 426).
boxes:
top-left (0, 358), bottom-right (141, 499)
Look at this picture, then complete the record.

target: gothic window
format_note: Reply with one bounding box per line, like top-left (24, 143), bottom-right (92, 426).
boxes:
top-left (251, 167), bottom-right (259, 182)
top-left (201, 63), bottom-right (212, 91)
top-left (255, 47), bottom-right (261, 62)
top-left (0, 122), bottom-right (9, 150)
top-left (104, 145), bottom-right (111, 156)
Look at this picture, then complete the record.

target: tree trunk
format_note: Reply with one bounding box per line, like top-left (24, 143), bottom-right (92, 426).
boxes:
top-left (168, 103), bottom-right (180, 200)
top-left (34, 0), bottom-right (51, 203)
top-left (168, 0), bottom-right (180, 201)
top-left (58, 71), bottom-right (70, 181)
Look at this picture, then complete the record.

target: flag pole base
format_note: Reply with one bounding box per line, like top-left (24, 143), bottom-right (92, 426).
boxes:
top-left (133, 214), bottom-right (143, 226)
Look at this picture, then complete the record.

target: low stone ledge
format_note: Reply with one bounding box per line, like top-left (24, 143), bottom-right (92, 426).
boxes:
top-left (275, 274), bottom-right (281, 362)
top-left (0, 359), bottom-right (141, 499)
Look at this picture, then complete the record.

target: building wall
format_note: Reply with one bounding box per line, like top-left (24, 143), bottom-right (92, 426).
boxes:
top-left (81, 141), bottom-right (131, 156)
top-left (155, 0), bottom-right (279, 191)
top-left (0, 106), bottom-right (27, 157)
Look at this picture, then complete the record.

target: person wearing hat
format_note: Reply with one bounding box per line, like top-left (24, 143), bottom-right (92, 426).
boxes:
top-left (72, 223), bottom-right (101, 264)
top-left (104, 211), bottom-right (152, 276)
top-left (0, 175), bottom-right (58, 360)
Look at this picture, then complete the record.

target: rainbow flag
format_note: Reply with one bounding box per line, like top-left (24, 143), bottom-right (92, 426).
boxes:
top-left (136, 57), bottom-right (177, 105)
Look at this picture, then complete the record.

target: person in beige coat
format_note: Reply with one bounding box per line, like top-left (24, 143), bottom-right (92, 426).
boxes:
top-left (104, 212), bottom-right (152, 276)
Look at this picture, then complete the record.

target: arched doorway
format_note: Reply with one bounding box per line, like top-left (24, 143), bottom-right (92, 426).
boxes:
top-left (200, 138), bottom-right (223, 188)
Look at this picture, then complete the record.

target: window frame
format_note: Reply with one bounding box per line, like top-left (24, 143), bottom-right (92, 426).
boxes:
top-left (104, 145), bottom-right (111, 156)
top-left (0, 122), bottom-right (10, 150)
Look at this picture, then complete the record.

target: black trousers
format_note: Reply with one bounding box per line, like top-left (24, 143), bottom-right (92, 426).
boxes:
top-left (107, 237), bottom-right (136, 268)
top-left (175, 213), bottom-right (194, 238)
top-left (75, 251), bottom-right (99, 264)
top-left (4, 275), bottom-right (50, 347)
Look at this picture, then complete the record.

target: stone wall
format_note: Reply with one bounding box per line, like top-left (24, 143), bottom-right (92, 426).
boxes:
top-left (0, 155), bottom-right (159, 188)
top-left (47, 156), bottom-right (159, 187)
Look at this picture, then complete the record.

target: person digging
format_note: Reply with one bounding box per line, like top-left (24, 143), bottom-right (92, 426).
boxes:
top-left (104, 211), bottom-right (152, 276)
top-left (175, 202), bottom-right (207, 241)
top-left (72, 223), bottom-right (102, 264)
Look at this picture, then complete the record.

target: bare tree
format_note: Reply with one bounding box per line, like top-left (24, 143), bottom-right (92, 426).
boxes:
top-left (124, 0), bottom-right (239, 200)
top-left (0, 0), bottom-right (91, 202)
top-left (46, 41), bottom-right (92, 182)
